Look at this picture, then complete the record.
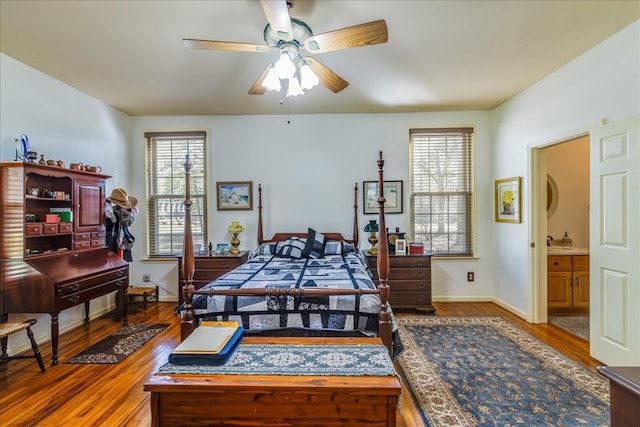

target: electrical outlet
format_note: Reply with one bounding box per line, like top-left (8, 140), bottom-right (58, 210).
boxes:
top-left (142, 273), bottom-right (151, 282)
top-left (467, 272), bottom-right (475, 282)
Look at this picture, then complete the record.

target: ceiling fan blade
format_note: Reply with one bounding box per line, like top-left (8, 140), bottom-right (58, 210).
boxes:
top-left (183, 39), bottom-right (270, 53)
top-left (303, 19), bottom-right (388, 54)
top-left (259, 0), bottom-right (294, 42)
top-left (248, 65), bottom-right (271, 95)
top-left (304, 57), bottom-right (349, 93)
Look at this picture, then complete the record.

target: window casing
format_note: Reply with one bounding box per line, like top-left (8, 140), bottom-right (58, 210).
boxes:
top-left (409, 128), bottom-right (474, 256)
top-left (145, 131), bottom-right (207, 256)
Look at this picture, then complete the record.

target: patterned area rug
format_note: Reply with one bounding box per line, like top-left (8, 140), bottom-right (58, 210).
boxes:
top-left (549, 315), bottom-right (590, 341)
top-left (64, 323), bottom-right (168, 364)
top-left (397, 316), bottom-right (609, 427)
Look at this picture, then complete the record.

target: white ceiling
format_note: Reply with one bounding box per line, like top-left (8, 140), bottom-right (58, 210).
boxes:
top-left (1, 1), bottom-right (638, 116)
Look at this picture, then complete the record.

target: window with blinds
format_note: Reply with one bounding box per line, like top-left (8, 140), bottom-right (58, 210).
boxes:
top-left (409, 128), bottom-right (474, 256)
top-left (145, 131), bottom-right (207, 256)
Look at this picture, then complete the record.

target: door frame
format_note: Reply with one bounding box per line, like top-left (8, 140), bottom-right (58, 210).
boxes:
top-left (529, 125), bottom-right (592, 324)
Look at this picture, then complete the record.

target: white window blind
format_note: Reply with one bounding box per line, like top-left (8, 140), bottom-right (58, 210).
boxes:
top-left (409, 127), bottom-right (474, 256)
top-left (145, 131), bottom-right (207, 256)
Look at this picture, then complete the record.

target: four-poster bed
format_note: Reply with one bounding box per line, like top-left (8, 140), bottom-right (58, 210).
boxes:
top-left (178, 151), bottom-right (395, 355)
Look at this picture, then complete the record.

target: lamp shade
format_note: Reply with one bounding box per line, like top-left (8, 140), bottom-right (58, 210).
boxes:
top-left (364, 220), bottom-right (379, 233)
top-left (228, 221), bottom-right (243, 234)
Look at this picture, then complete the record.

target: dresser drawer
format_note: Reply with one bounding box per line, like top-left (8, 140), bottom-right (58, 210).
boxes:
top-left (388, 280), bottom-right (430, 292)
top-left (388, 256), bottom-right (430, 268)
top-left (389, 291), bottom-right (431, 308)
top-left (59, 267), bottom-right (127, 296)
top-left (195, 257), bottom-right (244, 270)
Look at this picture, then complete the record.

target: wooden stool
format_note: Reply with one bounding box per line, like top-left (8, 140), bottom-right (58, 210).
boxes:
top-left (0, 319), bottom-right (46, 372)
top-left (128, 286), bottom-right (159, 310)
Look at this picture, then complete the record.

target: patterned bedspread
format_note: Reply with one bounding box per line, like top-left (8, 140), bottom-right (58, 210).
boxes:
top-left (182, 243), bottom-right (403, 357)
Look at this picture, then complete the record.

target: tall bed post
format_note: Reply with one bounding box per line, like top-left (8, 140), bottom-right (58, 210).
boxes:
top-left (376, 151), bottom-right (393, 354)
top-left (180, 154), bottom-right (196, 341)
top-left (353, 183), bottom-right (359, 249)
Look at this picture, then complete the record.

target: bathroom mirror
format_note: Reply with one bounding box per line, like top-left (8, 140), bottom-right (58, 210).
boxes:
top-left (547, 174), bottom-right (558, 218)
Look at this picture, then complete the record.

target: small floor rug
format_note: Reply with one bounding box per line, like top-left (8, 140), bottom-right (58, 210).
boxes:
top-left (549, 315), bottom-right (590, 341)
top-left (64, 323), bottom-right (168, 364)
top-left (396, 316), bottom-right (609, 427)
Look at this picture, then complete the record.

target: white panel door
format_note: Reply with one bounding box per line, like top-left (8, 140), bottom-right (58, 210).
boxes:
top-left (590, 115), bottom-right (639, 365)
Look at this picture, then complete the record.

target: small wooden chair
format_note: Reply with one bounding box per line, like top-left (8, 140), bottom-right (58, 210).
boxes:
top-left (0, 319), bottom-right (46, 372)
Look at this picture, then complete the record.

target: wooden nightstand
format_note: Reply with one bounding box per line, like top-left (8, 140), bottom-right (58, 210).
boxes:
top-left (177, 252), bottom-right (249, 304)
top-left (365, 252), bottom-right (435, 313)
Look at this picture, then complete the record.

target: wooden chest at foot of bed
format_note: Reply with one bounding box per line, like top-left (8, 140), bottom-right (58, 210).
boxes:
top-left (144, 337), bottom-right (401, 427)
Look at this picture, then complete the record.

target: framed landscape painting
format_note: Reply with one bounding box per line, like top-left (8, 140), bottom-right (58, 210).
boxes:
top-left (363, 180), bottom-right (403, 214)
top-left (216, 181), bottom-right (253, 211)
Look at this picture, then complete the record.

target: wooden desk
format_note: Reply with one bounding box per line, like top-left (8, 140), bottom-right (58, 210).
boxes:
top-left (597, 366), bottom-right (640, 426)
top-left (144, 337), bottom-right (401, 427)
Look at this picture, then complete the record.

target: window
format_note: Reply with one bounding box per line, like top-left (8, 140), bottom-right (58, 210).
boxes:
top-left (145, 131), bottom-right (207, 256)
top-left (409, 128), bottom-right (473, 256)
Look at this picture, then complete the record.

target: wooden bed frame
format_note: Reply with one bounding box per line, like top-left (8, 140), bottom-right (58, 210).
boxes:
top-left (179, 151), bottom-right (392, 354)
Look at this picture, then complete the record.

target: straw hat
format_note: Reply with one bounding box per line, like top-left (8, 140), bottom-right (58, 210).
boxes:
top-left (107, 188), bottom-right (138, 209)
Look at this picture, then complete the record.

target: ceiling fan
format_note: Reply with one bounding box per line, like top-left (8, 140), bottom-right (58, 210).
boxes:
top-left (182, 0), bottom-right (388, 96)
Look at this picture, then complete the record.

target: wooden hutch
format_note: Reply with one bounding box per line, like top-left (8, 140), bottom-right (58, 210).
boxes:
top-left (0, 162), bottom-right (129, 365)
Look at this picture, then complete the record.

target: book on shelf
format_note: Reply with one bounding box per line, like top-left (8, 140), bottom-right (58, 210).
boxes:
top-left (169, 321), bottom-right (243, 365)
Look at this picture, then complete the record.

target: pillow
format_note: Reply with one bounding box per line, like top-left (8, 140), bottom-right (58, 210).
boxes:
top-left (323, 240), bottom-right (344, 255)
top-left (323, 240), bottom-right (357, 256)
top-left (250, 242), bottom-right (277, 259)
top-left (302, 228), bottom-right (327, 259)
top-left (276, 237), bottom-right (307, 259)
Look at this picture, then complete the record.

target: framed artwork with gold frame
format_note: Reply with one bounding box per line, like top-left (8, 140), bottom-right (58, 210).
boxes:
top-left (495, 177), bottom-right (521, 223)
top-left (216, 181), bottom-right (253, 211)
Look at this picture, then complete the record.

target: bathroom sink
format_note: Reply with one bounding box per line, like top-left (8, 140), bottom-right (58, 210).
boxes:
top-left (547, 246), bottom-right (589, 254)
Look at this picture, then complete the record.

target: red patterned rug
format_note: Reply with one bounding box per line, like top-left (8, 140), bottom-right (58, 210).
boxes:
top-left (64, 323), bottom-right (168, 364)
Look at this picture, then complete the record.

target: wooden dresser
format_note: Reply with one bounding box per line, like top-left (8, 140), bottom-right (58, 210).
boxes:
top-left (365, 252), bottom-right (435, 313)
top-left (177, 252), bottom-right (249, 304)
top-left (1, 162), bottom-right (129, 365)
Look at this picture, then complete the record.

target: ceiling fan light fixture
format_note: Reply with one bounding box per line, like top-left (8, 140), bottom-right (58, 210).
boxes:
top-left (286, 76), bottom-right (304, 97)
top-left (273, 52), bottom-right (296, 80)
top-left (299, 63), bottom-right (319, 90)
top-left (262, 66), bottom-right (281, 92)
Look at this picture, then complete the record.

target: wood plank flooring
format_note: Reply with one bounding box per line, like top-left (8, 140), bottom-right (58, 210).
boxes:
top-left (0, 302), bottom-right (604, 426)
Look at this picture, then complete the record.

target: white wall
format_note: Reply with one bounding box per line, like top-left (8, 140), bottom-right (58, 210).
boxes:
top-left (130, 112), bottom-right (495, 303)
top-left (0, 53), bottom-right (133, 354)
top-left (490, 21), bottom-right (640, 315)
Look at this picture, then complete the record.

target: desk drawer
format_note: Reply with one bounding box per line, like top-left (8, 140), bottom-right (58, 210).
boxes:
top-left (59, 267), bottom-right (127, 296)
top-left (60, 279), bottom-right (127, 310)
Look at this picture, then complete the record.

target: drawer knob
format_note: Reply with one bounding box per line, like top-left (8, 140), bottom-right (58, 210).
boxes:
top-left (223, 262), bottom-right (231, 268)
top-left (116, 280), bottom-right (124, 287)
top-left (116, 270), bottom-right (124, 277)
top-left (554, 262), bottom-right (559, 266)
top-left (70, 283), bottom-right (80, 291)
top-left (69, 295), bottom-right (80, 303)
top-left (417, 283), bottom-right (425, 289)
top-left (417, 296), bottom-right (425, 302)
top-left (417, 271), bottom-right (425, 278)
top-left (416, 261), bottom-right (425, 267)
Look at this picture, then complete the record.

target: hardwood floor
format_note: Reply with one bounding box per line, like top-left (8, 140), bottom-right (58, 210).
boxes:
top-left (0, 301), bottom-right (604, 426)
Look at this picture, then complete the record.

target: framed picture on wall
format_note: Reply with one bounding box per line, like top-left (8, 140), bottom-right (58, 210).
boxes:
top-left (216, 181), bottom-right (253, 211)
top-left (495, 177), bottom-right (521, 223)
top-left (363, 180), bottom-right (403, 214)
